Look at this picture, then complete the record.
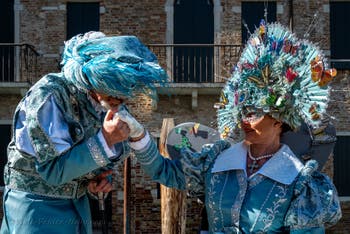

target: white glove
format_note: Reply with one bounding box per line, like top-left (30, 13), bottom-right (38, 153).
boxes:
top-left (114, 109), bottom-right (144, 139)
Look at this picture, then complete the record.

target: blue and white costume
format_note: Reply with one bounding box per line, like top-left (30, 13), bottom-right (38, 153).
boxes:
top-left (133, 135), bottom-right (341, 233)
top-left (2, 73), bottom-right (129, 233)
top-left (1, 32), bottom-right (167, 234)
top-left (125, 21), bottom-right (342, 234)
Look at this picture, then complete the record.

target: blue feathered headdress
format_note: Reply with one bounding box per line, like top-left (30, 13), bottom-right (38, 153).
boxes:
top-left (217, 21), bottom-right (336, 138)
top-left (61, 31), bottom-right (168, 99)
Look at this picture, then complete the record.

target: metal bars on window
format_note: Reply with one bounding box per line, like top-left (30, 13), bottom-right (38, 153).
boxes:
top-left (0, 43), bottom-right (39, 84)
top-left (148, 44), bottom-right (242, 83)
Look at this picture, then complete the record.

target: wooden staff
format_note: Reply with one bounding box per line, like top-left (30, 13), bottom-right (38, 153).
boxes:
top-left (159, 118), bottom-right (187, 234)
top-left (98, 192), bottom-right (108, 234)
top-left (123, 156), bottom-right (131, 234)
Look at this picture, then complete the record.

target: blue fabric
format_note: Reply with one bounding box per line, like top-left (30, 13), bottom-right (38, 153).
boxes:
top-left (285, 161), bottom-right (342, 231)
top-left (36, 134), bottom-right (110, 185)
top-left (290, 227), bottom-right (324, 234)
top-left (1, 189), bottom-right (90, 234)
top-left (62, 32), bottom-right (168, 99)
top-left (2, 74), bottom-right (130, 234)
top-left (134, 139), bottom-right (342, 233)
top-left (134, 138), bottom-right (186, 190)
top-left (210, 143), bottom-right (304, 185)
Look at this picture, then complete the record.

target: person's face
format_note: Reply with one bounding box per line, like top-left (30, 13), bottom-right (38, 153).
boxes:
top-left (241, 114), bottom-right (282, 144)
top-left (91, 92), bottom-right (126, 111)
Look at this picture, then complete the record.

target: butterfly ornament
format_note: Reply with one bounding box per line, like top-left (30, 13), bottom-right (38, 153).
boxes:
top-left (310, 56), bottom-right (337, 87)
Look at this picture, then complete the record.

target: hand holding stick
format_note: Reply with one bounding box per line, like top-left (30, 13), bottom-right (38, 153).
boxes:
top-left (88, 170), bottom-right (113, 234)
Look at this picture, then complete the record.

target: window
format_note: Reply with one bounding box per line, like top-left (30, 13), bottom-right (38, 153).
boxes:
top-left (330, 2), bottom-right (350, 69)
top-left (0, 0), bottom-right (14, 82)
top-left (0, 125), bottom-right (11, 187)
top-left (333, 135), bottom-right (350, 196)
top-left (173, 0), bottom-right (214, 82)
top-left (241, 2), bottom-right (276, 43)
top-left (66, 2), bottom-right (100, 40)
top-left (0, 0), bottom-right (14, 43)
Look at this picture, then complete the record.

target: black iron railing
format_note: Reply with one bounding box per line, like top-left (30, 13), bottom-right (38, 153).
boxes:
top-left (0, 43), bottom-right (39, 84)
top-left (148, 44), bottom-right (242, 83)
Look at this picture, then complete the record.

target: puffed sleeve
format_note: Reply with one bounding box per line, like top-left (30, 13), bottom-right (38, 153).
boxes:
top-left (180, 140), bottom-right (231, 197)
top-left (133, 136), bottom-right (230, 195)
top-left (284, 160), bottom-right (342, 233)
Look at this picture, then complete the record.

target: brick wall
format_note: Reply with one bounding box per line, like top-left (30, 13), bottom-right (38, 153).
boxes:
top-left (0, 94), bottom-right (22, 121)
top-left (328, 70), bottom-right (350, 132)
top-left (110, 157), bottom-right (203, 234)
top-left (100, 0), bottom-right (167, 44)
top-left (18, 0), bottom-right (168, 80)
top-left (0, 0), bottom-right (349, 233)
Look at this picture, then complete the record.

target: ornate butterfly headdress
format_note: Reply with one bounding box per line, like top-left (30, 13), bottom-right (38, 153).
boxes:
top-left (217, 20), bottom-right (336, 138)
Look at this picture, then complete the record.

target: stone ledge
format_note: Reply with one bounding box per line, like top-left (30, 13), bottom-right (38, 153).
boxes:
top-left (155, 82), bottom-right (225, 95)
top-left (0, 82), bottom-right (31, 96)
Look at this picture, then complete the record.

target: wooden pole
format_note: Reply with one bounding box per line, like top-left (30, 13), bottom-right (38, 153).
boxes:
top-left (123, 157), bottom-right (131, 234)
top-left (159, 118), bottom-right (187, 234)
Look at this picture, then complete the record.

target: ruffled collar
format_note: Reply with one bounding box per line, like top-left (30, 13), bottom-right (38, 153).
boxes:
top-left (211, 141), bottom-right (304, 185)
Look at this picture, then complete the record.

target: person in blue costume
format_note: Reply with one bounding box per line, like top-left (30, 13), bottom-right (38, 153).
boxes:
top-left (117, 21), bottom-right (342, 233)
top-left (1, 31), bottom-right (167, 234)
top-left (197, 118), bottom-right (337, 234)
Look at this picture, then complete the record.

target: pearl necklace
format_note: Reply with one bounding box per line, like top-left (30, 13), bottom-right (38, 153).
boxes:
top-left (247, 146), bottom-right (275, 174)
top-left (248, 147), bottom-right (274, 161)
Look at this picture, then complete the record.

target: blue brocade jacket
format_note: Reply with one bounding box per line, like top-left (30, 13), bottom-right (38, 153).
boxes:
top-left (134, 138), bottom-right (341, 234)
top-left (1, 73), bottom-right (129, 234)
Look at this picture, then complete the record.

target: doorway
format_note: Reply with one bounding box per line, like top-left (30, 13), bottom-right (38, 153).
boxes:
top-left (241, 1), bottom-right (276, 43)
top-left (173, 0), bottom-right (214, 82)
top-left (0, 0), bottom-right (15, 82)
top-left (66, 2), bottom-right (100, 40)
top-left (0, 125), bottom-right (11, 187)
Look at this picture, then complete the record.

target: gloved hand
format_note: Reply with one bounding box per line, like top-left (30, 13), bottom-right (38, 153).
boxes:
top-left (114, 108), bottom-right (145, 139)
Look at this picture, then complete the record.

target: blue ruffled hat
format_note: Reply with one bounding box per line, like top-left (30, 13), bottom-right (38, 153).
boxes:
top-left (61, 31), bottom-right (168, 99)
top-left (217, 21), bottom-right (336, 138)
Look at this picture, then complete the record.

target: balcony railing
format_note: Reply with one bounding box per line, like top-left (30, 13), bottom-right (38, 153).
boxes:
top-left (148, 44), bottom-right (242, 83)
top-left (330, 59), bottom-right (350, 70)
top-left (0, 43), bottom-right (39, 84)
